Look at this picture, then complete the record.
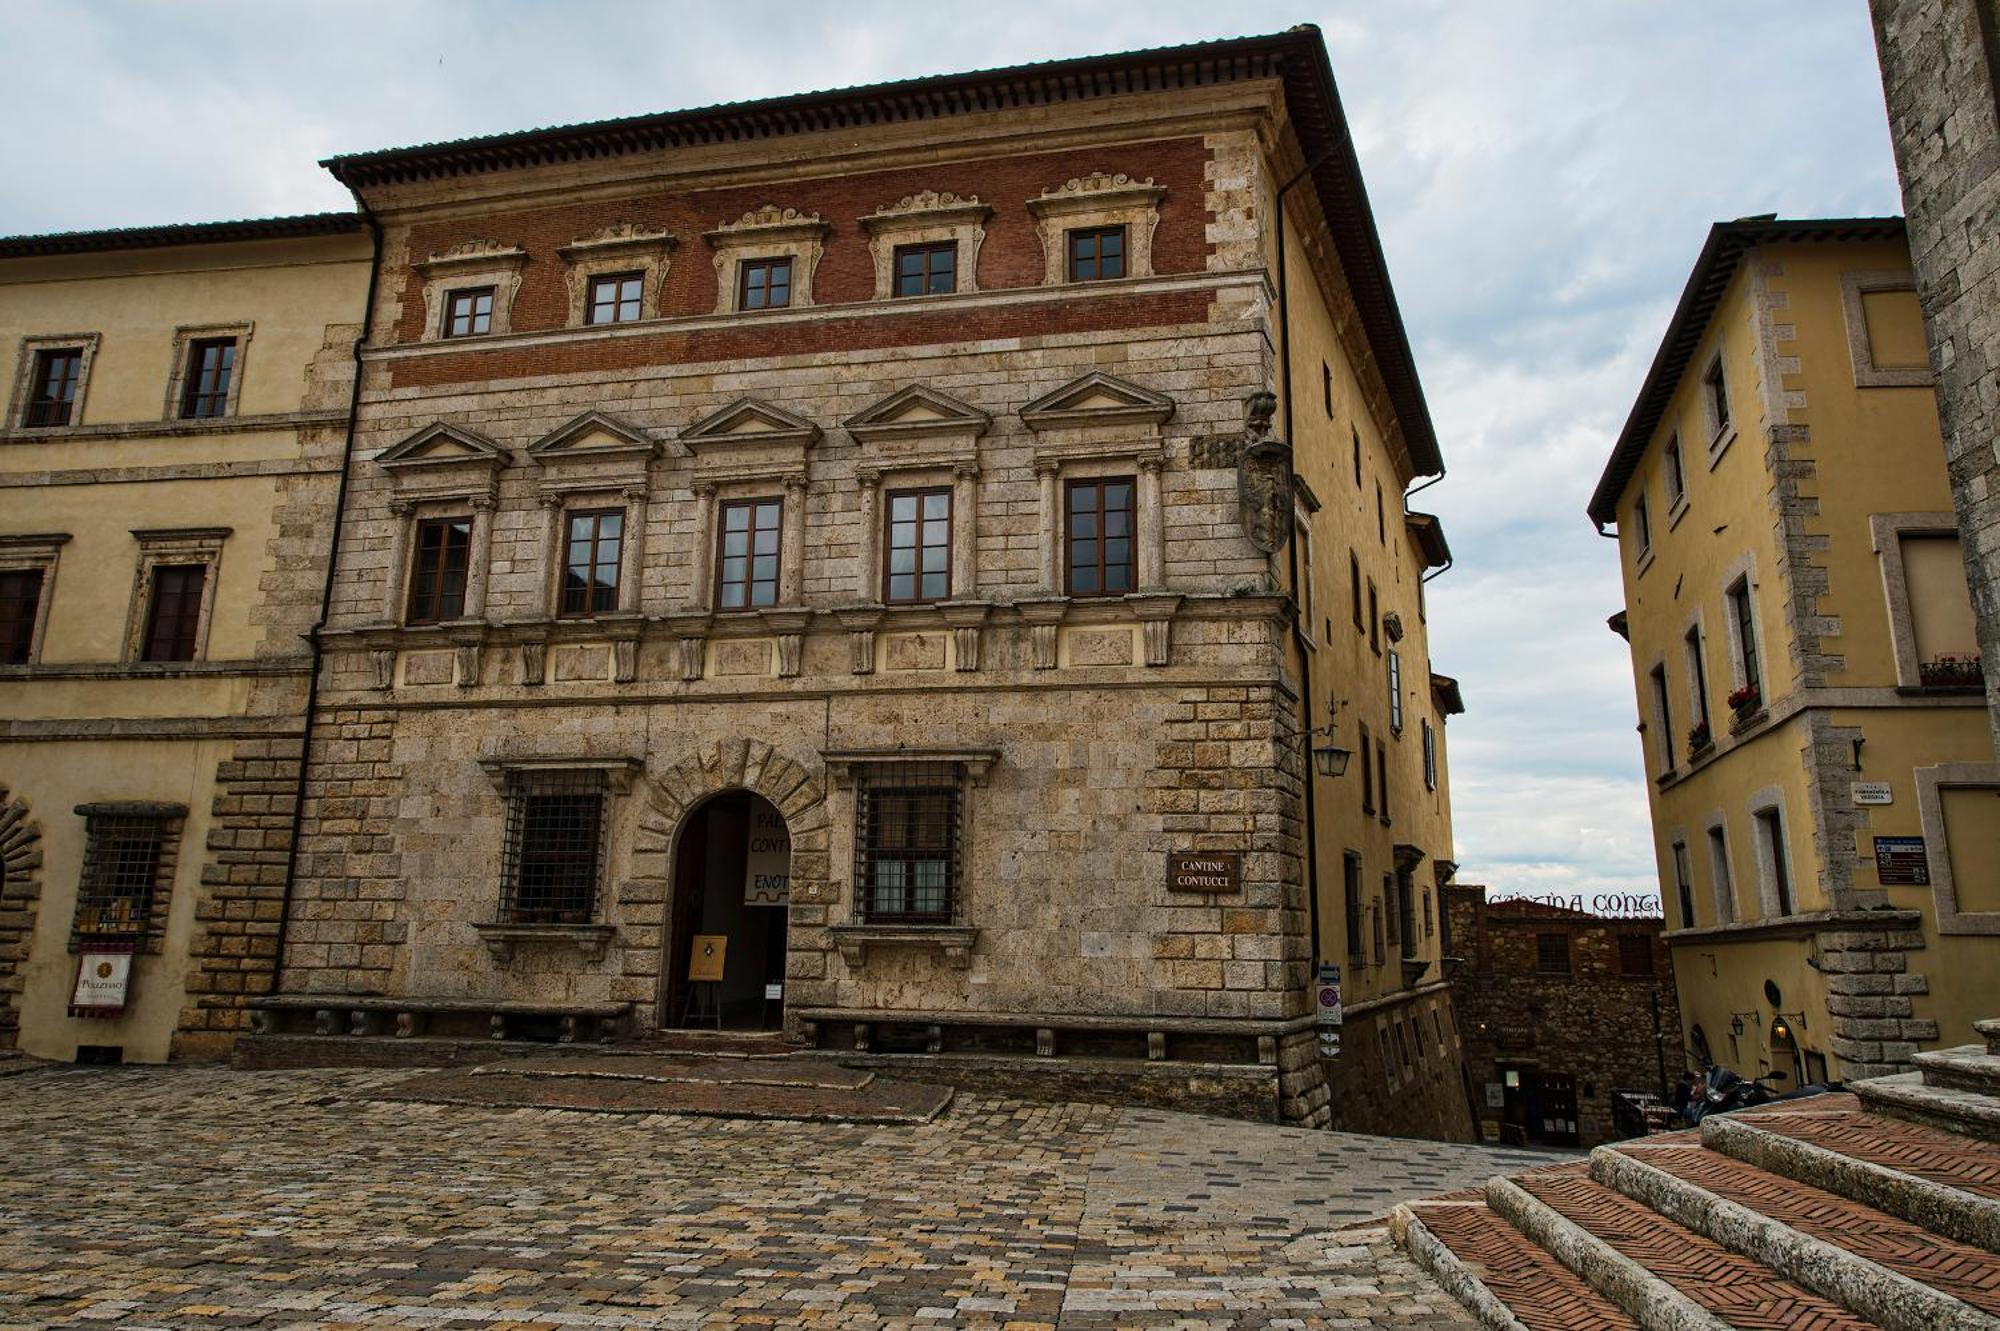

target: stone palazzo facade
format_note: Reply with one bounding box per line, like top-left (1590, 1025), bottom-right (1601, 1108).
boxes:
top-left (262, 29), bottom-right (1461, 1127)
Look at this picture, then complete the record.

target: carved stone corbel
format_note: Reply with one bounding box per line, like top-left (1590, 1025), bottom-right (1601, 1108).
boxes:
top-left (836, 606), bottom-right (883, 675)
top-left (1128, 594), bottom-right (1182, 668)
top-left (368, 648), bottom-right (396, 690)
top-left (940, 602), bottom-right (990, 673)
top-left (520, 639), bottom-right (547, 686)
top-left (612, 639), bottom-right (638, 684)
top-left (1016, 598), bottom-right (1069, 671)
top-left (454, 643), bottom-right (481, 688)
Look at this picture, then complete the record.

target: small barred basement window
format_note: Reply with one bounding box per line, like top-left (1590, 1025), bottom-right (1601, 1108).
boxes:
top-left (1619, 933), bottom-right (1655, 978)
top-left (499, 769), bottom-right (607, 924)
top-left (1536, 932), bottom-right (1572, 975)
top-left (856, 761), bottom-right (962, 923)
top-left (71, 805), bottom-right (183, 950)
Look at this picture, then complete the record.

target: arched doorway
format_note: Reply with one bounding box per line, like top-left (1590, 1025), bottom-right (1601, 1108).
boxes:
top-left (664, 790), bottom-right (791, 1030)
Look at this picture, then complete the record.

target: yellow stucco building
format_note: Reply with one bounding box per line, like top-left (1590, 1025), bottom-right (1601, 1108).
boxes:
top-left (0, 215), bottom-right (371, 1061)
top-left (1592, 216), bottom-right (1998, 1085)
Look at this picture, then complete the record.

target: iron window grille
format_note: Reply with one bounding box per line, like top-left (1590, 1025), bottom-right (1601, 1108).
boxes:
top-left (716, 497), bottom-right (782, 609)
top-left (406, 516), bottom-right (471, 624)
top-left (855, 761), bottom-right (962, 923)
top-left (179, 337), bottom-right (237, 419)
top-left (73, 814), bottom-right (170, 945)
top-left (443, 287), bottom-right (494, 338)
top-left (1536, 932), bottom-right (1572, 975)
top-left (1066, 225), bottom-right (1125, 281)
top-left (894, 242), bottom-right (956, 297)
top-left (140, 564), bottom-right (206, 662)
top-left (884, 488), bottom-right (951, 603)
top-left (738, 257), bottom-right (793, 310)
top-left (586, 272), bottom-right (644, 325)
top-left (560, 508), bottom-right (624, 617)
top-left (0, 567), bottom-right (44, 664)
top-left (1065, 476), bottom-right (1135, 597)
top-left (498, 769), bottom-right (607, 925)
top-left (25, 348), bottom-right (82, 427)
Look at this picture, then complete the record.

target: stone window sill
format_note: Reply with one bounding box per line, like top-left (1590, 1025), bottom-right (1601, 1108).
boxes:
top-left (1666, 493), bottom-right (1690, 531)
top-left (473, 921), bottom-right (615, 963)
top-left (830, 923), bottom-right (978, 970)
top-left (1706, 425), bottom-right (1737, 468)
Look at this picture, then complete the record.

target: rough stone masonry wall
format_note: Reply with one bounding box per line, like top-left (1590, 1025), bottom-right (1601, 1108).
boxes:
top-left (1873, 0), bottom-right (2000, 752)
top-left (0, 785), bottom-right (44, 1051)
top-left (1815, 911), bottom-right (1937, 1079)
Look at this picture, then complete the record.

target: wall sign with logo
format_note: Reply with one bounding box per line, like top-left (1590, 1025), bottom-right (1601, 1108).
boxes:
top-left (1167, 851), bottom-right (1241, 893)
top-left (69, 952), bottom-right (133, 1018)
top-left (744, 803), bottom-right (791, 905)
top-left (1873, 836), bottom-right (1930, 886)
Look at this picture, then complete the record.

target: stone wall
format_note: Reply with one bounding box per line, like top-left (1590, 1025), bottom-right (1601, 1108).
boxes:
top-left (1447, 889), bottom-right (1682, 1147)
top-left (1872, 0), bottom-right (2000, 750)
top-left (1323, 984), bottom-right (1477, 1142)
top-left (0, 785), bottom-right (43, 1051)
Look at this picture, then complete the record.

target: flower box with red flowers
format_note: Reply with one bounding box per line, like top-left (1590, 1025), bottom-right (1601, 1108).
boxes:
top-left (1686, 720), bottom-right (1713, 758)
top-left (1918, 655), bottom-right (1983, 689)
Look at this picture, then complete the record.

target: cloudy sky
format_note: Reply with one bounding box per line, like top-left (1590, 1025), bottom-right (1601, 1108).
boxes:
top-left (0, 2), bottom-right (1905, 905)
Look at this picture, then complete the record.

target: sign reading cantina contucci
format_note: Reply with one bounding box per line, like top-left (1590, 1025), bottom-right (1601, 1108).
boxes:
top-left (1167, 850), bottom-right (1242, 893)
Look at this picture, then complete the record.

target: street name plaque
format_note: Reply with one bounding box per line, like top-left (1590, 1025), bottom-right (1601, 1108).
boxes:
top-left (1167, 850), bottom-right (1241, 893)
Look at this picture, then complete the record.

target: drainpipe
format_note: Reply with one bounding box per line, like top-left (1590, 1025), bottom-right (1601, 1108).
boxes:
top-left (271, 199), bottom-right (382, 991)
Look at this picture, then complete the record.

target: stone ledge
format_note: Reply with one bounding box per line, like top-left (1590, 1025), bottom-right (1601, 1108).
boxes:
top-left (827, 923), bottom-right (978, 969)
top-left (471, 922), bottom-right (617, 963)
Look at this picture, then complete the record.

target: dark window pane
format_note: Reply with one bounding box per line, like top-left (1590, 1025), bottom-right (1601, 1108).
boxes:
top-left (1065, 477), bottom-right (1136, 597)
top-left (1067, 226), bottom-right (1127, 282)
top-left (444, 287), bottom-right (494, 338)
top-left (560, 509), bottom-right (625, 616)
top-left (500, 770), bottom-right (605, 924)
top-left (717, 499), bottom-right (783, 608)
top-left (858, 764), bottom-right (961, 922)
top-left (26, 349), bottom-right (82, 427)
top-left (884, 487), bottom-right (951, 602)
top-left (894, 242), bottom-right (956, 297)
top-left (406, 517), bottom-right (472, 624)
top-left (587, 272), bottom-right (644, 325)
top-left (74, 814), bottom-right (168, 941)
top-left (142, 564), bottom-right (206, 662)
top-left (740, 258), bottom-right (793, 310)
top-left (180, 338), bottom-right (236, 418)
top-left (0, 567), bottom-right (45, 664)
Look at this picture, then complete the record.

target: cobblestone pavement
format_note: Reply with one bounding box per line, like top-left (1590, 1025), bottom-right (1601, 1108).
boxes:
top-left (0, 1064), bottom-right (1568, 1329)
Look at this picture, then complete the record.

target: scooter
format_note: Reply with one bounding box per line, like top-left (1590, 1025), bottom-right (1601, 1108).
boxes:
top-left (1682, 1064), bottom-right (1840, 1124)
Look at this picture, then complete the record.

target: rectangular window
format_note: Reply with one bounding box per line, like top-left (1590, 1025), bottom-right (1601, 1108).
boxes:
top-left (1664, 436), bottom-right (1686, 506)
top-left (893, 242), bottom-right (956, 297)
top-left (1376, 481), bottom-right (1386, 545)
top-left (141, 564), bottom-right (206, 662)
top-left (1351, 427), bottom-right (1362, 486)
top-left (1619, 933), bottom-right (1655, 978)
top-left (1900, 533), bottom-right (1980, 673)
top-left (885, 488), bottom-right (952, 603)
top-left (1322, 362), bottom-right (1334, 417)
top-left (1388, 649), bottom-right (1403, 734)
top-left (559, 509), bottom-right (624, 617)
top-left (1633, 494), bottom-right (1652, 555)
top-left (1350, 554), bottom-right (1364, 631)
top-left (1650, 664), bottom-right (1674, 774)
top-left (1397, 870), bottom-right (1417, 958)
top-left (717, 498), bottom-right (783, 610)
top-left (406, 517), bottom-right (472, 625)
top-left (1065, 477), bottom-right (1135, 597)
top-left (1707, 825), bottom-right (1735, 924)
top-left (1729, 579), bottom-right (1761, 700)
top-left (25, 348), bottom-right (83, 427)
top-left (1296, 522), bottom-right (1313, 629)
top-left (1359, 722), bottom-right (1374, 814)
top-left (1705, 357), bottom-right (1730, 435)
top-left (1344, 852), bottom-right (1364, 964)
top-left (443, 287), bottom-right (494, 339)
top-left (1757, 808), bottom-right (1794, 917)
top-left (1369, 581), bottom-right (1380, 653)
top-left (586, 272), bottom-right (644, 325)
top-left (1685, 625), bottom-right (1711, 733)
top-left (1376, 883), bottom-right (1391, 963)
top-left (1066, 225), bottom-right (1126, 282)
top-left (73, 812), bottom-right (172, 944)
top-left (179, 337), bottom-right (237, 419)
top-left (738, 257), bottom-right (793, 310)
top-left (1671, 840), bottom-right (1695, 929)
top-left (858, 762), bottom-right (960, 922)
top-left (499, 770), bottom-right (606, 924)
top-left (0, 567), bottom-right (44, 665)
top-left (1376, 740), bottom-right (1390, 823)
top-left (1385, 871), bottom-right (1401, 948)
top-left (1536, 932), bottom-right (1571, 975)
top-left (1421, 718), bottom-right (1438, 791)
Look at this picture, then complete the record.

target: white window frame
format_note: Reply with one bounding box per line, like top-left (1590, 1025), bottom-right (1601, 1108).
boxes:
top-left (123, 528), bottom-right (229, 664)
top-left (1704, 813), bottom-right (1735, 925)
top-left (1026, 171), bottom-right (1165, 286)
top-left (558, 225), bottom-right (675, 328)
top-left (860, 191), bottom-right (990, 299)
top-left (7, 332), bottom-right (99, 430)
top-left (162, 322), bottom-right (253, 421)
top-left (414, 242), bottom-right (528, 342)
top-left (1839, 270), bottom-right (1933, 389)
top-left (1700, 349), bottom-right (1735, 462)
top-left (703, 206), bottom-right (828, 315)
top-left (0, 533), bottom-right (67, 666)
top-left (1869, 511), bottom-right (1971, 689)
top-left (1747, 787), bottom-right (1795, 920)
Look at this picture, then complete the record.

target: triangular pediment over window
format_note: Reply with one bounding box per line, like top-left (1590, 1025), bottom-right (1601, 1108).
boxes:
top-left (1020, 372), bottom-right (1175, 432)
top-left (525, 410), bottom-right (661, 465)
top-left (677, 397), bottom-right (822, 450)
top-left (374, 421), bottom-right (510, 473)
top-left (844, 384), bottom-right (991, 444)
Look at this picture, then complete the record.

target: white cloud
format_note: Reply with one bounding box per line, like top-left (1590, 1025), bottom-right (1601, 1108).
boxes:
top-left (0, 2), bottom-right (1904, 901)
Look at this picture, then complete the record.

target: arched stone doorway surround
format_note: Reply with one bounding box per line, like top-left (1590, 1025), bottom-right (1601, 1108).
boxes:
top-left (0, 784), bottom-right (46, 1051)
top-left (624, 740), bottom-right (831, 1034)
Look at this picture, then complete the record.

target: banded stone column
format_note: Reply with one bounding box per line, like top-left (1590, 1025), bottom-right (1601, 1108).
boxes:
top-left (688, 482), bottom-right (717, 611)
top-left (854, 468), bottom-right (882, 601)
top-left (466, 494), bottom-right (497, 620)
top-left (381, 498), bottom-right (416, 622)
top-left (780, 472), bottom-right (808, 604)
top-left (1036, 460), bottom-right (1061, 593)
top-left (537, 493), bottom-right (566, 616)
top-left (952, 462), bottom-right (980, 597)
top-left (619, 484), bottom-right (648, 613)
top-left (1138, 455), bottom-right (1165, 591)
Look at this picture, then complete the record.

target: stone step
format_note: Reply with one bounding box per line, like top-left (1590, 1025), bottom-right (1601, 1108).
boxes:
top-left (1858, 1072), bottom-right (2000, 1144)
top-left (1593, 1141), bottom-right (2000, 1329)
top-left (1488, 1169), bottom-right (1883, 1329)
top-left (1702, 1111), bottom-right (2000, 1252)
top-left (1393, 1198), bottom-right (1640, 1331)
top-left (1975, 1019), bottom-right (1999, 1057)
top-left (1916, 1045), bottom-right (2000, 1097)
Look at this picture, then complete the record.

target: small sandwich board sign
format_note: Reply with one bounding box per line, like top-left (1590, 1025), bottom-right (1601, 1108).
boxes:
top-left (70, 952), bottom-right (132, 1018)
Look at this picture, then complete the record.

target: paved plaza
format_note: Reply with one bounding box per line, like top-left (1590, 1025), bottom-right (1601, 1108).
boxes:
top-left (0, 1063), bottom-right (1563, 1329)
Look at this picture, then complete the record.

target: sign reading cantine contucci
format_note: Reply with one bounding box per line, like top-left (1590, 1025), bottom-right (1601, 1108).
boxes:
top-left (1167, 850), bottom-right (1241, 893)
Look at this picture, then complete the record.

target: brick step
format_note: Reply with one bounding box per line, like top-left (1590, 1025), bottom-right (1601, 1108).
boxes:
top-left (1393, 1199), bottom-right (1640, 1331)
top-left (1858, 1073), bottom-right (2000, 1144)
top-left (1491, 1170), bottom-right (1883, 1329)
top-left (1916, 1045), bottom-right (2000, 1097)
top-left (1593, 1142), bottom-right (2000, 1329)
top-left (1976, 1019), bottom-right (1999, 1058)
top-left (1702, 1112), bottom-right (2000, 1252)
